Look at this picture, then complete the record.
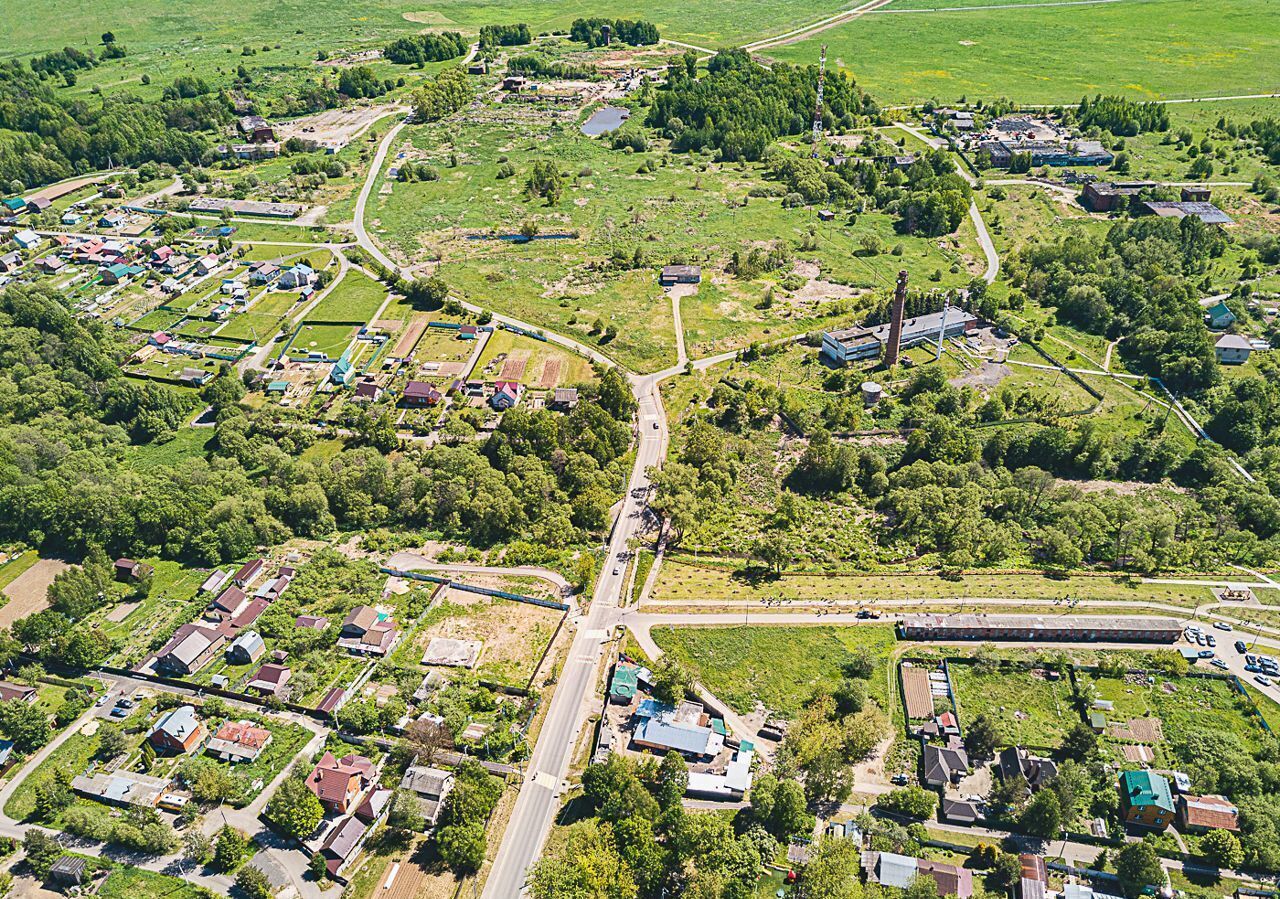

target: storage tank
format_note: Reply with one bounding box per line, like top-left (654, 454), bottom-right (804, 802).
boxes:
top-left (861, 381), bottom-right (883, 406)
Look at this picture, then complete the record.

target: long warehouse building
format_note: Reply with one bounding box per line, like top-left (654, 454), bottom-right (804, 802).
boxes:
top-left (897, 614), bottom-right (1182, 644)
top-left (822, 307), bottom-right (978, 366)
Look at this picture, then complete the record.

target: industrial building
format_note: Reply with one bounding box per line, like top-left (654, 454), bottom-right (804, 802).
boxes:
top-left (981, 139), bottom-right (1113, 168)
top-left (821, 307), bottom-right (978, 366)
top-left (1081, 181), bottom-right (1158, 212)
top-left (897, 614), bottom-right (1182, 644)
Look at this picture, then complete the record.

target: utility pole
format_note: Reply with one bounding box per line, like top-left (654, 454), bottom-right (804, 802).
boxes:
top-left (811, 44), bottom-right (827, 159)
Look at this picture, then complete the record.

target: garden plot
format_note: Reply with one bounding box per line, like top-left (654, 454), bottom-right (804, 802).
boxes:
top-left (948, 662), bottom-right (1075, 752)
top-left (1083, 670), bottom-right (1266, 761)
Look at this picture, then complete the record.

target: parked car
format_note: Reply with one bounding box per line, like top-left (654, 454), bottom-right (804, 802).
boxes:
top-left (1256, 676), bottom-right (1272, 687)
top-left (1212, 659), bottom-right (1229, 670)
top-left (1198, 650), bottom-right (1215, 659)
top-left (1237, 641), bottom-right (1249, 654)
top-left (1195, 633), bottom-right (1206, 646)
top-left (890, 773), bottom-right (909, 786)
top-left (1214, 622), bottom-right (1233, 631)
top-left (1207, 635), bottom-right (1216, 647)
top-left (109, 706), bottom-right (128, 718)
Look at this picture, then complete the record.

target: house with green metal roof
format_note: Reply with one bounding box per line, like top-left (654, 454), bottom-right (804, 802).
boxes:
top-left (1, 198), bottom-right (25, 213)
top-left (609, 664), bottom-right (638, 704)
top-left (1118, 770), bottom-right (1174, 829)
top-left (266, 380), bottom-right (289, 395)
top-left (1205, 300), bottom-right (1236, 330)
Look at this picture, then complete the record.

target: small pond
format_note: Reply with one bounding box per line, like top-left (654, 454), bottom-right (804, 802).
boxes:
top-left (581, 106), bottom-right (630, 136)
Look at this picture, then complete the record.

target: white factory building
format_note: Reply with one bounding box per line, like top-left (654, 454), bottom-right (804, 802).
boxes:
top-left (821, 307), bottom-right (978, 366)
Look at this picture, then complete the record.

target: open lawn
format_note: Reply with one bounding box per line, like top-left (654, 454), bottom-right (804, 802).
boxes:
top-left (650, 623), bottom-right (898, 717)
top-left (769, 0), bottom-right (1280, 105)
top-left (649, 559), bottom-right (1217, 607)
top-left (0, 551), bottom-right (40, 593)
top-left (98, 864), bottom-right (216, 899)
top-left (305, 268), bottom-right (387, 324)
top-left (948, 661), bottom-right (1076, 752)
top-left (289, 322), bottom-right (357, 359)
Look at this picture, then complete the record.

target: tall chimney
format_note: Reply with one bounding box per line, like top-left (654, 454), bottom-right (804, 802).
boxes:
top-left (884, 270), bottom-right (908, 367)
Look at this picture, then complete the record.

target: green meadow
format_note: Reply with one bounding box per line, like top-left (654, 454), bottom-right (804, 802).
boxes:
top-left (770, 0), bottom-right (1280, 105)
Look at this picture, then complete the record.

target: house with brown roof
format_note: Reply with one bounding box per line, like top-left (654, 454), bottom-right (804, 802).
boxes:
top-left (402, 380), bottom-right (442, 407)
top-left (306, 752), bottom-right (374, 815)
top-left (0, 681), bottom-right (37, 704)
top-left (337, 606), bottom-right (398, 657)
top-left (206, 720), bottom-right (272, 763)
top-left (296, 615), bottom-right (329, 630)
top-left (246, 662), bottom-right (291, 697)
top-left (114, 558), bottom-right (153, 582)
top-left (317, 815), bottom-right (368, 878)
top-left (1178, 794), bottom-right (1239, 833)
top-left (232, 558), bottom-right (266, 587)
top-left (211, 585), bottom-right (248, 617)
top-left (316, 687), bottom-right (346, 716)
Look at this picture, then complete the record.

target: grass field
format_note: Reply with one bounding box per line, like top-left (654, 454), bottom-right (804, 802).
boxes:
top-left (770, 0), bottom-right (1280, 105)
top-left (948, 661), bottom-right (1076, 752)
top-left (305, 268), bottom-right (388, 324)
top-left (371, 117), bottom-right (980, 371)
top-left (289, 322), bottom-right (358, 359)
top-left (650, 623), bottom-right (898, 716)
top-left (649, 559), bottom-right (1218, 607)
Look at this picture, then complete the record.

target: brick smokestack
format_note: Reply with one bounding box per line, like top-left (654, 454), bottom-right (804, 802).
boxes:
top-left (884, 270), bottom-right (908, 367)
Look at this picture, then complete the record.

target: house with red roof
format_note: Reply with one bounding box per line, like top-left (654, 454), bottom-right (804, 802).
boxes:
top-left (306, 752), bottom-right (374, 815)
top-left (490, 380), bottom-right (521, 411)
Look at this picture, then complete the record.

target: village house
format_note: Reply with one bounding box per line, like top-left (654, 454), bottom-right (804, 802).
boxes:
top-left (997, 746), bottom-right (1058, 794)
top-left (279, 264), bottom-right (315, 290)
top-left (238, 114), bottom-right (275, 143)
top-left (1177, 794), bottom-right (1239, 833)
top-left (154, 623), bottom-right (226, 676)
top-left (227, 630), bottom-right (267, 665)
top-left (864, 852), bottom-right (974, 899)
top-left (12, 229), bottom-right (40, 250)
top-left (246, 662), bottom-right (291, 697)
top-left (1215, 333), bottom-right (1252, 365)
top-left (232, 558), bottom-right (266, 587)
top-left (0, 681), bottom-right (37, 704)
top-left (1119, 770), bottom-right (1175, 829)
top-left (205, 720), bottom-right (273, 763)
top-left (337, 606), bottom-right (398, 656)
top-left (353, 379), bottom-right (383, 402)
top-left (249, 261), bottom-right (280, 284)
top-left (0, 251), bottom-right (21, 273)
top-left (402, 380), bottom-right (443, 407)
top-left (922, 743), bottom-right (970, 788)
top-left (550, 387), bottom-right (579, 410)
top-left (148, 705), bottom-right (206, 755)
top-left (659, 264), bottom-right (701, 286)
top-left (1204, 300), bottom-right (1236, 329)
top-left (631, 699), bottom-right (724, 760)
top-left (35, 256), bottom-right (64, 274)
top-left (72, 771), bottom-right (170, 809)
top-left (114, 558), bottom-right (153, 582)
top-left (400, 765), bottom-right (455, 827)
top-left (307, 751), bottom-right (375, 815)
top-left (490, 380), bottom-right (522, 411)
top-left (316, 815), bottom-right (368, 879)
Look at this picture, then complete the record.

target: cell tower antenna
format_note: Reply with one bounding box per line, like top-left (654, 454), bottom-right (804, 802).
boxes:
top-left (811, 44), bottom-right (827, 158)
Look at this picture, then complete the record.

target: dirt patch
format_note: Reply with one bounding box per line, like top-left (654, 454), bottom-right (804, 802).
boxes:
top-left (788, 261), bottom-right (866, 307)
top-left (106, 601), bottom-right (140, 623)
top-left (539, 358), bottom-right (562, 388)
top-left (949, 361), bottom-right (1010, 391)
top-left (498, 352), bottom-right (529, 381)
top-left (417, 587), bottom-right (563, 685)
top-left (1109, 717), bottom-right (1164, 743)
top-left (276, 103), bottom-right (400, 148)
top-left (402, 10), bottom-right (458, 25)
top-left (393, 319), bottom-right (427, 357)
top-left (0, 558), bottom-right (68, 628)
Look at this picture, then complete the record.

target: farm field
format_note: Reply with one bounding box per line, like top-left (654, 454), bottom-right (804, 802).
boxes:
top-left (948, 661), bottom-right (1076, 752)
top-left (769, 0), bottom-right (1280, 105)
top-left (650, 623), bottom-right (898, 717)
top-left (648, 559), bottom-right (1218, 607)
top-left (0, 0), bottom-right (852, 102)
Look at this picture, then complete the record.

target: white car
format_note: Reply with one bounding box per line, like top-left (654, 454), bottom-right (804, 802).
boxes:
top-left (1214, 622), bottom-right (1233, 632)
top-left (1256, 675), bottom-right (1272, 687)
